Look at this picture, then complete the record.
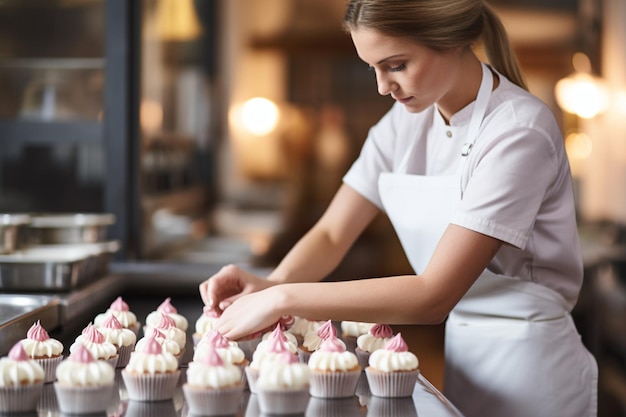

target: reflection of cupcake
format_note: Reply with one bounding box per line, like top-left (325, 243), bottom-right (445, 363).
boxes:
top-left (183, 345), bottom-right (244, 416)
top-left (367, 396), bottom-right (418, 417)
top-left (71, 323), bottom-right (119, 368)
top-left (257, 351), bottom-right (310, 415)
top-left (136, 328), bottom-right (183, 365)
top-left (0, 342), bottom-right (44, 414)
top-left (54, 344), bottom-right (115, 414)
top-left (145, 297), bottom-right (188, 331)
top-left (98, 313), bottom-right (137, 368)
top-left (355, 324), bottom-right (394, 369)
top-left (306, 396), bottom-right (363, 417)
top-left (20, 320), bottom-right (64, 383)
top-left (299, 320), bottom-right (336, 364)
top-left (246, 325), bottom-right (295, 394)
top-left (287, 316), bottom-right (324, 346)
top-left (125, 399), bottom-right (178, 417)
top-left (365, 333), bottom-right (419, 398)
top-left (122, 334), bottom-right (181, 401)
top-left (308, 334), bottom-right (361, 398)
top-left (340, 321), bottom-right (374, 353)
top-left (94, 296), bottom-right (140, 336)
top-left (192, 306), bottom-right (220, 346)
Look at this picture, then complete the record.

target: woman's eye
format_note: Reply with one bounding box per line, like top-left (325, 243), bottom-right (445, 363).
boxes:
top-left (389, 63), bottom-right (406, 72)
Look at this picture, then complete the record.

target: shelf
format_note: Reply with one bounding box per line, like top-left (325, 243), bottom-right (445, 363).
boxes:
top-left (0, 120), bottom-right (102, 144)
top-left (0, 58), bottom-right (105, 70)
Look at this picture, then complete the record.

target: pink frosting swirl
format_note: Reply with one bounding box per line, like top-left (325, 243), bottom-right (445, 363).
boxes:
top-left (8, 342), bottom-right (29, 361)
top-left (319, 336), bottom-right (346, 353)
top-left (147, 327), bottom-right (165, 340)
top-left (317, 320), bottom-right (336, 339)
top-left (199, 346), bottom-right (224, 366)
top-left (204, 329), bottom-right (231, 348)
top-left (278, 315), bottom-right (295, 330)
top-left (70, 344), bottom-right (96, 363)
top-left (110, 296), bottom-right (130, 312)
top-left (82, 324), bottom-right (105, 343)
top-left (157, 297), bottom-right (177, 314)
top-left (156, 312), bottom-right (177, 330)
top-left (101, 314), bottom-right (123, 330)
top-left (385, 333), bottom-right (409, 352)
top-left (139, 335), bottom-right (163, 355)
top-left (370, 323), bottom-right (394, 338)
top-left (267, 328), bottom-right (291, 354)
top-left (26, 320), bottom-right (50, 341)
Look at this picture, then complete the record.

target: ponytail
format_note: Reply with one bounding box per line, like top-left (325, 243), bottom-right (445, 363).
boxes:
top-left (481, 3), bottom-right (527, 90)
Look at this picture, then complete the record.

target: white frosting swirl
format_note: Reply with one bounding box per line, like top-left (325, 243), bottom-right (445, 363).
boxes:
top-left (70, 339), bottom-right (117, 361)
top-left (146, 311), bottom-right (188, 331)
top-left (255, 336), bottom-right (297, 354)
top-left (257, 361), bottom-right (310, 390)
top-left (193, 343), bottom-right (246, 365)
top-left (368, 349), bottom-right (419, 372)
top-left (194, 314), bottom-right (218, 335)
top-left (94, 309), bottom-right (137, 328)
top-left (286, 317), bottom-right (323, 338)
top-left (308, 350), bottom-right (359, 372)
top-left (145, 325), bottom-right (186, 349)
top-left (357, 333), bottom-right (391, 353)
top-left (56, 359), bottom-right (115, 386)
top-left (135, 336), bottom-right (181, 356)
top-left (340, 321), bottom-right (374, 337)
top-left (302, 329), bottom-right (345, 352)
top-left (125, 350), bottom-right (178, 374)
top-left (21, 338), bottom-right (64, 358)
top-left (98, 327), bottom-right (136, 348)
top-left (186, 360), bottom-right (241, 389)
top-left (0, 357), bottom-right (44, 386)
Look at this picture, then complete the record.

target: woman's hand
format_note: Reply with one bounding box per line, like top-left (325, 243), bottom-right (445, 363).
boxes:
top-left (214, 285), bottom-right (287, 340)
top-left (199, 264), bottom-right (273, 312)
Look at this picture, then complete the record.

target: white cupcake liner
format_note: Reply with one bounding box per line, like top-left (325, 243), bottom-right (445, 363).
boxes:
top-left (182, 383), bottom-right (244, 416)
top-left (355, 347), bottom-right (372, 370)
top-left (116, 343), bottom-right (135, 368)
top-left (365, 367), bottom-right (419, 398)
top-left (100, 354), bottom-right (119, 369)
top-left (0, 383), bottom-right (43, 413)
top-left (121, 370), bottom-right (181, 401)
top-left (37, 383), bottom-right (58, 412)
top-left (257, 387), bottom-right (310, 415)
top-left (35, 355), bottom-right (64, 383)
top-left (366, 396), bottom-right (418, 416)
top-left (297, 347), bottom-right (313, 364)
top-left (53, 383), bottom-right (115, 414)
top-left (309, 369), bottom-right (361, 398)
top-left (244, 366), bottom-right (259, 393)
top-left (305, 396), bottom-right (363, 417)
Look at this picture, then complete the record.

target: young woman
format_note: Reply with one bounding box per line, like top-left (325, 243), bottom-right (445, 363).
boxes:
top-left (200, 1), bottom-right (598, 415)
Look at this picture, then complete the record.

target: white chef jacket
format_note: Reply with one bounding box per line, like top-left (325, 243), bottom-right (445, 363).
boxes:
top-left (343, 70), bottom-right (583, 311)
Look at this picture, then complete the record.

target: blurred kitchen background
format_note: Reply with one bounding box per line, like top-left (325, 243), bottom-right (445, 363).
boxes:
top-left (2, 0), bottom-right (626, 415)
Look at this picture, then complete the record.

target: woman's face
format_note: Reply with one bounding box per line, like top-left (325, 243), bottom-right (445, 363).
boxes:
top-left (350, 28), bottom-right (461, 114)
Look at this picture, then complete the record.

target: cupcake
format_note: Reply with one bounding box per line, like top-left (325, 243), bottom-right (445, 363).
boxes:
top-left (287, 316), bottom-right (324, 346)
top-left (260, 325), bottom-right (298, 353)
top-left (183, 345), bottom-right (244, 416)
top-left (256, 351), bottom-right (310, 415)
top-left (145, 312), bottom-right (187, 353)
top-left (0, 342), bottom-right (44, 413)
top-left (299, 319), bottom-right (336, 363)
top-left (54, 344), bottom-right (115, 414)
top-left (246, 326), bottom-right (295, 393)
top-left (193, 306), bottom-right (220, 346)
top-left (355, 323), bottom-right (394, 369)
top-left (94, 296), bottom-right (140, 335)
top-left (97, 313), bottom-right (137, 367)
top-left (365, 333), bottom-right (419, 398)
top-left (70, 323), bottom-right (119, 368)
top-left (193, 329), bottom-right (248, 371)
top-left (136, 327), bottom-right (183, 365)
top-left (308, 333), bottom-right (361, 398)
top-left (20, 320), bottom-right (64, 383)
top-left (340, 321), bottom-right (375, 353)
top-left (145, 297), bottom-right (188, 331)
top-left (122, 334), bottom-right (181, 401)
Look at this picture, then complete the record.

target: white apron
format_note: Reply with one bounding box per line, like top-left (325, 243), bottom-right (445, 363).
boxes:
top-left (378, 64), bottom-right (598, 417)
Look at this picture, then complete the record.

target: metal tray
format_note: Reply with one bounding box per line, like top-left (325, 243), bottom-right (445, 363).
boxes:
top-left (0, 241), bottom-right (120, 291)
top-left (0, 294), bottom-right (60, 355)
top-left (28, 213), bottom-right (115, 244)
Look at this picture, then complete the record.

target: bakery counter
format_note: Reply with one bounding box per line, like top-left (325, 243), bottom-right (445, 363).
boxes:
top-left (32, 369), bottom-right (463, 417)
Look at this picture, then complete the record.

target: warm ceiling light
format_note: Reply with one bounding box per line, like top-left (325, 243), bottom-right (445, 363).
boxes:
top-left (155, 0), bottom-right (202, 41)
top-left (238, 97), bottom-right (280, 136)
top-left (555, 53), bottom-right (610, 119)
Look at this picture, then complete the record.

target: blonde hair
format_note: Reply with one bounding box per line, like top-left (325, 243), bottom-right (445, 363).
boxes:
top-left (343, 0), bottom-right (527, 90)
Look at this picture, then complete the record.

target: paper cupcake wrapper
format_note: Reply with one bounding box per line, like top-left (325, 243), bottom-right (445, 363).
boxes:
top-left (306, 397), bottom-right (363, 417)
top-left (0, 383), bottom-right (43, 413)
top-left (257, 387), bottom-right (310, 415)
top-left (365, 368), bottom-right (419, 398)
top-left (244, 366), bottom-right (259, 393)
top-left (367, 396), bottom-right (418, 416)
top-left (35, 355), bottom-right (63, 383)
top-left (122, 370), bottom-right (181, 401)
top-left (53, 383), bottom-right (114, 414)
top-left (309, 369), bottom-right (361, 398)
top-left (116, 343), bottom-right (135, 368)
top-left (182, 383), bottom-right (244, 416)
top-left (297, 347), bottom-right (312, 364)
top-left (355, 348), bottom-right (372, 370)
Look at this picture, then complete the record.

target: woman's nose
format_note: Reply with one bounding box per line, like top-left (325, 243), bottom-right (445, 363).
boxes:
top-left (376, 72), bottom-right (394, 96)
